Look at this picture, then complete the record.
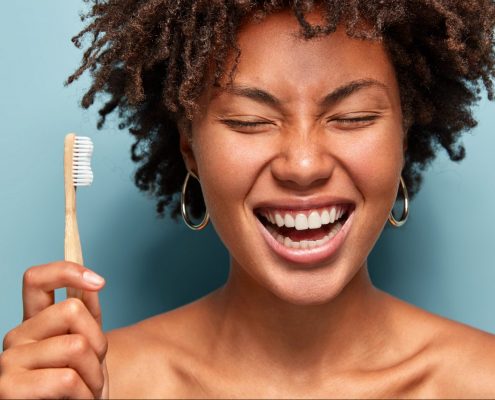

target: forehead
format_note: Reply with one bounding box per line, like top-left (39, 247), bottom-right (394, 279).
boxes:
top-left (212, 10), bottom-right (399, 103)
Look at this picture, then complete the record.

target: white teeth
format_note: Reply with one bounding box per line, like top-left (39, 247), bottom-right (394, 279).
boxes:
top-left (316, 237), bottom-right (327, 246)
top-left (321, 209), bottom-right (330, 225)
top-left (268, 213), bottom-right (275, 224)
top-left (284, 236), bottom-right (292, 247)
top-left (284, 214), bottom-right (295, 228)
top-left (307, 211), bottom-right (322, 229)
top-left (266, 220), bottom-right (344, 250)
top-left (330, 221), bottom-right (342, 238)
top-left (289, 239), bottom-right (300, 249)
top-left (328, 207), bottom-right (337, 224)
top-left (275, 213), bottom-right (285, 227)
top-left (294, 214), bottom-right (309, 230)
top-left (280, 234), bottom-right (297, 249)
top-left (259, 205), bottom-right (349, 230)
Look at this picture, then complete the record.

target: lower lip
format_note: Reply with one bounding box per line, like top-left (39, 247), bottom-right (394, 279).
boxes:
top-left (255, 211), bottom-right (354, 266)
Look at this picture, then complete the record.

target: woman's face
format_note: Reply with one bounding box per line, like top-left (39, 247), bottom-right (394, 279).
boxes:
top-left (180, 10), bottom-right (405, 305)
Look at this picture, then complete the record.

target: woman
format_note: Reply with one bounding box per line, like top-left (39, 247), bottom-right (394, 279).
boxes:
top-left (1, 1), bottom-right (495, 398)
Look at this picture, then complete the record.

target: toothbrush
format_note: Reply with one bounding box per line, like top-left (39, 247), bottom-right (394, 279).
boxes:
top-left (64, 133), bottom-right (94, 300)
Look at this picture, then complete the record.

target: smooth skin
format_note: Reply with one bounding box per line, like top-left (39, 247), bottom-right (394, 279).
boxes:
top-left (2, 9), bottom-right (495, 399)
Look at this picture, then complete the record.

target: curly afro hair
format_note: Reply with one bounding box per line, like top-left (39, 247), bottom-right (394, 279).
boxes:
top-left (66, 0), bottom-right (495, 221)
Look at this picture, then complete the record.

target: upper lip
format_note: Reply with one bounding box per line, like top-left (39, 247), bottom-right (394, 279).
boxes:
top-left (252, 195), bottom-right (356, 213)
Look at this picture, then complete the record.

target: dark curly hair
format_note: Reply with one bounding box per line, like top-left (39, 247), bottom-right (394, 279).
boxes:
top-left (66, 0), bottom-right (495, 221)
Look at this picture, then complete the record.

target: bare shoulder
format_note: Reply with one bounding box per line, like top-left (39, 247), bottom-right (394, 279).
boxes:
top-left (383, 292), bottom-right (495, 397)
top-left (104, 295), bottom-right (215, 398)
top-left (431, 317), bottom-right (495, 397)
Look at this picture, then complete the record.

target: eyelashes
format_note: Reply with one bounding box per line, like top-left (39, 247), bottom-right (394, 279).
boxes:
top-left (221, 120), bottom-right (270, 128)
top-left (332, 115), bottom-right (379, 124)
top-left (220, 115), bottom-right (380, 131)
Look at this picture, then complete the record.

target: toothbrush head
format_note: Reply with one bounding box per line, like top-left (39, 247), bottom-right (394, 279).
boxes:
top-left (72, 135), bottom-right (94, 187)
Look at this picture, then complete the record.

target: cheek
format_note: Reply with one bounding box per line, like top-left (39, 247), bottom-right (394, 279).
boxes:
top-left (333, 127), bottom-right (404, 265)
top-left (340, 128), bottom-right (404, 211)
top-left (194, 131), bottom-right (269, 221)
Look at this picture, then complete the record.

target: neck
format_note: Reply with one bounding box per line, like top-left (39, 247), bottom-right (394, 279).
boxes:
top-left (207, 260), bottom-right (389, 377)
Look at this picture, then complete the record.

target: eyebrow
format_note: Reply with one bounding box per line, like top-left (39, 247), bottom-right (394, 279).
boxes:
top-left (223, 85), bottom-right (281, 107)
top-left (319, 79), bottom-right (389, 109)
top-left (221, 79), bottom-right (389, 110)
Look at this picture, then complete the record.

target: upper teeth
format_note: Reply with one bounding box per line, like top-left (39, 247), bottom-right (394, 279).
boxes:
top-left (259, 205), bottom-right (348, 231)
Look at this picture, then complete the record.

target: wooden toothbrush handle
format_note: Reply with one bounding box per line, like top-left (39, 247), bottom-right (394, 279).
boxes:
top-left (64, 133), bottom-right (84, 300)
top-left (65, 203), bottom-right (84, 300)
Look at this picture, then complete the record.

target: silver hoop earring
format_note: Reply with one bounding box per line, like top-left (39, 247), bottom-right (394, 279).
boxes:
top-left (181, 171), bottom-right (210, 231)
top-left (388, 176), bottom-right (409, 228)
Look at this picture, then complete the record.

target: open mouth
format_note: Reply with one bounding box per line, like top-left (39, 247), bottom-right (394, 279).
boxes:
top-left (254, 204), bottom-right (354, 250)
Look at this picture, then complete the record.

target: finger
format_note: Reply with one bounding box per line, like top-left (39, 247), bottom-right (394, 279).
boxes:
top-left (4, 298), bottom-right (107, 362)
top-left (82, 288), bottom-right (104, 327)
top-left (101, 357), bottom-right (110, 399)
top-left (22, 261), bottom-right (105, 320)
top-left (1, 334), bottom-right (104, 398)
top-left (1, 368), bottom-right (94, 399)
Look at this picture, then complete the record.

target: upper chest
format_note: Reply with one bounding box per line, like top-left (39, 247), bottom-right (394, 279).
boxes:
top-left (109, 345), bottom-right (440, 398)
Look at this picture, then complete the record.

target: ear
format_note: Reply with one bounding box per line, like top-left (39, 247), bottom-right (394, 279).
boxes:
top-left (178, 117), bottom-right (198, 175)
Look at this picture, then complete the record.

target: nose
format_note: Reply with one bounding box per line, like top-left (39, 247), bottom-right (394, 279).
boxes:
top-left (270, 129), bottom-right (335, 190)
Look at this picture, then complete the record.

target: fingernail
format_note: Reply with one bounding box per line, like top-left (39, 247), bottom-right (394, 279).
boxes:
top-left (83, 270), bottom-right (105, 286)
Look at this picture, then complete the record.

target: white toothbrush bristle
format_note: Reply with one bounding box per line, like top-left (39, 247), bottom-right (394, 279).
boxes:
top-left (73, 136), bottom-right (93, 186)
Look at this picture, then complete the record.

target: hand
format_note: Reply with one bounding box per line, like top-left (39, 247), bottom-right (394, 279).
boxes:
top-left (0, 261), bottom-right (109, 399)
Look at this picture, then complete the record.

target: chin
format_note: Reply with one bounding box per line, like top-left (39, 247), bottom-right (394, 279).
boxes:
top-left (259, 261), bottom-right (359, 307)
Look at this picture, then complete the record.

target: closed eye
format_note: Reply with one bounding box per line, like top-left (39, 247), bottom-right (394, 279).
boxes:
top-left (220, 119), bottom-right (276, 133)
top-left (221, 120), bottom-right (270, 128)
top-left (329, 115), bottom-right (380, 126)
top-left (332, 116), bottom-right (379, 124)
top-left (220, 115), bottom-right (380, 130)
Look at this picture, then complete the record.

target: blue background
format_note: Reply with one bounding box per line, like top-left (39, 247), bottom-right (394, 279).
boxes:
top-left (1, 1), bottom-right (494, 340)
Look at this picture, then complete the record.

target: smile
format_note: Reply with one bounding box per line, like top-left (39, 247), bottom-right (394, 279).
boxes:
top-left (254, 203), bottom-right (355, 265)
